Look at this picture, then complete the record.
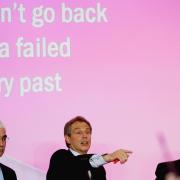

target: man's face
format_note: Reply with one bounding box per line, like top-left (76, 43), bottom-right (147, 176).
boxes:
top-left (65, 121), bottom-right (91, 154)
top-left (165, 173), bottom-right (180, 180)
top-left (0, 128), bottom-right (6, 157)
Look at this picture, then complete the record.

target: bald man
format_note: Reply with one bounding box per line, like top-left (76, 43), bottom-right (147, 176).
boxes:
top-left (0, 121), bottom-right (17, 180)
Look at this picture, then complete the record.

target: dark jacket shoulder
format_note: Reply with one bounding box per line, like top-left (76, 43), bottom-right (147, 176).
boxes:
top-left (0, 163), bottom-right (17, 180)
top-left (49, 149), bottom-right (93, 168)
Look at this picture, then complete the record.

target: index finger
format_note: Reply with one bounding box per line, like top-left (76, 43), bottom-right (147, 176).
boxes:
top-left (122, 149), bottom-right (133, 154)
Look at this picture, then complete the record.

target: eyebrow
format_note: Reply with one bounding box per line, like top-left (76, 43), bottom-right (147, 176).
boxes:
top-left (73, 128), bottom-right (90, 130)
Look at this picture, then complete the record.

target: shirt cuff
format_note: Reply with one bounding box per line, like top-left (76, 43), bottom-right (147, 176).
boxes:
top-left (89, 154), bottom-right (107, 168)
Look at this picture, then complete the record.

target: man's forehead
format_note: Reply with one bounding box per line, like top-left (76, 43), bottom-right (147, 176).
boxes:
top-left (0, 128), bottom-right (6, 135)
top-left (0, 127), bottom-right (6, 132)
top-left (71, 121), bottom-right (90, 129)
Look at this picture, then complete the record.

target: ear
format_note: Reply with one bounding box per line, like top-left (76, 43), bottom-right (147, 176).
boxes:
top-left (65, 135), bottom-right (71, 144)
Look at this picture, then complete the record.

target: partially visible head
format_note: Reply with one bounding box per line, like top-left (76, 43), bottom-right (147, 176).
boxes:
top-left (64, 116), bottom-right (92, 154)
top-left (0, 121), bottom-right (7, 157)
top-left (165, 173), bottom-right (180, 180)
top-left (156, 160), bottom-right (180, 180)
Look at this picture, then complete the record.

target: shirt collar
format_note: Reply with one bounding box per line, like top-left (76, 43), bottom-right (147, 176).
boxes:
top-left (69, 149), bottom-right (80, 156)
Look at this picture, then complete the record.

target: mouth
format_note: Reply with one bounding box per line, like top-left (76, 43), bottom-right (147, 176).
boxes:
top-left (80, 141), bottom-right (89, 146)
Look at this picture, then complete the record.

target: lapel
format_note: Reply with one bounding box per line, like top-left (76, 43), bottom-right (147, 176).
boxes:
top-left (0, 163), bottom-right (7, 179)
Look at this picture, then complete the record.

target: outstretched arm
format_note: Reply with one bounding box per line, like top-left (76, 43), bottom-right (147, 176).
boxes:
top-left (102, 149), bottom-right (133, 164)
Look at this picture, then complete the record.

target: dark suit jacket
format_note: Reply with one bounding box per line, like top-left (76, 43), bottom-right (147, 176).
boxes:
top-left (0, 163), bottom-right (17, 180)
top-left (46, 149), bottom-right (106, 180)
top-left (155, 159), bottom-right (180, 180)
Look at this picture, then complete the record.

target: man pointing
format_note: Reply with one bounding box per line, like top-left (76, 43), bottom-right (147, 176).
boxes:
top-left (47, 116), bottom-right (132, 180)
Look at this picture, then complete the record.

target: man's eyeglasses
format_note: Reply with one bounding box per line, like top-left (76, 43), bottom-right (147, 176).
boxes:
top-left (0, 135), bottom-right (9, 142)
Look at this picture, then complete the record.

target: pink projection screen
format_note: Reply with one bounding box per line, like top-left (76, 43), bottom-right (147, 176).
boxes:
top-left (0, 0), bottom-right (180, 179)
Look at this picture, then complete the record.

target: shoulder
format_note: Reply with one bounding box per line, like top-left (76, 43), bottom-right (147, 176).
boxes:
top-left (50, 149), bottom-right (72, 160)
top-left (155, 161), bottom-right (170, 177)
top-left (0, 163), bottom-right (15, 173)
top-left (51, 149), bottom-right (71, 156)
top-left (0, 163), bottom-right (16, 176)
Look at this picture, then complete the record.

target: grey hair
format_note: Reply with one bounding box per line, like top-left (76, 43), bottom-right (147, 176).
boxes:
top-left (0, 121), bottom-right (6, 129)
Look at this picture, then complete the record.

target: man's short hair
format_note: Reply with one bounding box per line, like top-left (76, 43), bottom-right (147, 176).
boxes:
top-left (64, 116), bottom-right (92, 147)
top-left (155, 159), bottom-right (180, 180)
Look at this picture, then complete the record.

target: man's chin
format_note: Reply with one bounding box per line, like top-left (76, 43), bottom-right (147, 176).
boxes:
top-left (80, 146), bottom-right (90, 153)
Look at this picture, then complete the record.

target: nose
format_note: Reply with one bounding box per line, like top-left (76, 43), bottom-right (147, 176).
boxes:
top-left (82, 132), bottom-right (88, 138)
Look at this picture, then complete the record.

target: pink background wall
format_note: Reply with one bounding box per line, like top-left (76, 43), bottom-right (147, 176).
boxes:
top-left (1, 0), bottom-right (180, 179)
